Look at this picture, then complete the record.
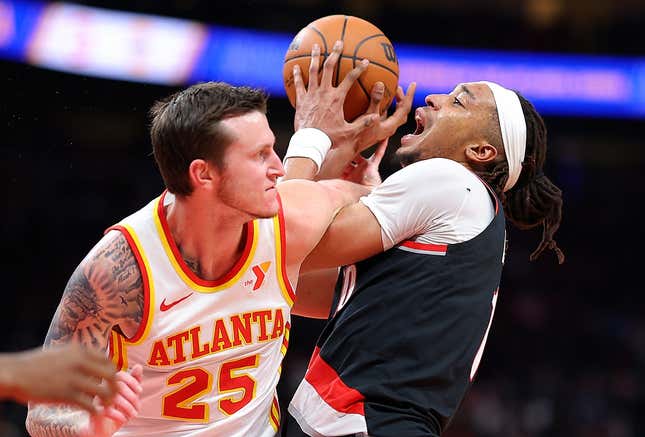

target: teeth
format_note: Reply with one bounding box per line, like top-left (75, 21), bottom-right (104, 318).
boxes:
top-left (413, 113), bottom-right (424, 135)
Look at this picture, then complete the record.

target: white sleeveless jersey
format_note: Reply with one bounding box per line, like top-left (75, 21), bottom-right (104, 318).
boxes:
top-left (108, 191), bottom-right (295, 436)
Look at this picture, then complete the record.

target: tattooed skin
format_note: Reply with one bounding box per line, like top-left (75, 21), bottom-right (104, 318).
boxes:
top-left (26, 231), bottom-right (143, 437)
top-left (182, 255), bottom-right (202, 277)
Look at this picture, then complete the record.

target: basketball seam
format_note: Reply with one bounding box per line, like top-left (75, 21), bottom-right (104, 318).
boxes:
top-left (284, 54), bottom-right (399, 78)
top-left (306, 25), bottom-right (329, 75)
top-left (334, 16), bottom-right (348, 88)
top-left (353, 34), bottom-right (398, 103)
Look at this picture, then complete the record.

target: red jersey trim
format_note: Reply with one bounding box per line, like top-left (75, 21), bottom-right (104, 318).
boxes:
top-left (105, 225), bottom-right (151, 344)
top-left (275, 193), bottom-right (296, 305)
top-left (398, 240), bottom-right (448, 256)
top-left (304, 347), bottom-right (365, 416)
top-left (156, 191), bottom-right (256, 289)
top-left (269, 395), bottom-right (280, 432)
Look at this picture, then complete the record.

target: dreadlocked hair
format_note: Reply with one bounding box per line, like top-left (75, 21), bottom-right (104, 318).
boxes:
top-left (476, 92), bottom-right (565, 264)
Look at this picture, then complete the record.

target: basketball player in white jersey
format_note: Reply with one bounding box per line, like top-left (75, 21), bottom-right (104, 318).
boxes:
top-left (25, 42), bottom-right (415, 437)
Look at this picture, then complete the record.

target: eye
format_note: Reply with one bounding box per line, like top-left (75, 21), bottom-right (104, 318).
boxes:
top-left (453, 97), bottom-right (464, 107)
top-left (259, 149), bottom-right (270, 161)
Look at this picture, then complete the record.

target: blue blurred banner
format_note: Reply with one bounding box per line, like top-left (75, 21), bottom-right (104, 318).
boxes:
top-left (2, 0), bottom-right (645, 118)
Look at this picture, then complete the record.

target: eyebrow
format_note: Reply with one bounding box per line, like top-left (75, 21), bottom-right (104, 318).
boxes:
top-left (460, 84), bottom-right (476, 100)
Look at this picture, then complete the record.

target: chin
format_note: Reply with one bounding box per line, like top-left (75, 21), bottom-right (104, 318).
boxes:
top-left (395, 148), bottom-right (420, 167)
top-left (256, 201), bottom-right (280, 219)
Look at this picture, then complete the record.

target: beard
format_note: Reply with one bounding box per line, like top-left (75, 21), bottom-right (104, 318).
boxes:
top-left (395, 148), bottom-right (421, 167)
top-left (217, 179), bottom-right (278, 220)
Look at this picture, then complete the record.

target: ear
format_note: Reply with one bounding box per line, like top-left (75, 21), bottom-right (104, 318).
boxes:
top-left (188, 159), bottom-right (217, 192)
top-left (464, 142), bottom-right (498, 165)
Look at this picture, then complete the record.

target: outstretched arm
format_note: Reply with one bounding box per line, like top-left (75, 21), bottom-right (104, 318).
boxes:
top-left (301, 201), bottom-right (384, 273)
top-left (26, 231), bottom-right (144, 437)
top-left (0, 345), bottom-right (117, 410)
top-left (278, 178), bottom-right (370, 278)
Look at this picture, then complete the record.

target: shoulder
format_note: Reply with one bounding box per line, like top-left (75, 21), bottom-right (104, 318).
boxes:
top-left (276, 180), bottom-right (331, 267)
top-left (277, 179), bottom-right (324, 209)
top-left (387, 158), bottom-right (476, 186)
top-left (88, 229), bottom-right (138, 269)
top-left (365, 158), bottom-right (482, 206)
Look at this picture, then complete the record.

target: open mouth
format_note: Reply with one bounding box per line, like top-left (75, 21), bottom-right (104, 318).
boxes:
top-left (401, 108), bottom-right (429, 146)
top-left (412, 107), bottom-right (426, 135)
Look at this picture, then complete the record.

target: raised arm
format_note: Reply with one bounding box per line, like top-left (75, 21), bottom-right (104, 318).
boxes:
top-left (26, 230), bottom-right (143, 437)
top-left (282, 40), bottom-right (415, 182)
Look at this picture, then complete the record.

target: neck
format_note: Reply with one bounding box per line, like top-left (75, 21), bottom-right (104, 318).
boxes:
top-left (165, 193), bottom-right (250, 281)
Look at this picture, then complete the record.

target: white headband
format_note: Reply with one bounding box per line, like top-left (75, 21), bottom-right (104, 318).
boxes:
top-left (478, 81), bottom-right (527, 192)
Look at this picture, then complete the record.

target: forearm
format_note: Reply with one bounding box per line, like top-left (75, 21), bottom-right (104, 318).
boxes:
top-left (283, 157), bottom-right (318, 181)
top-left (26, 405), bottom-right (89, 437)
top-left (282, 128), bottom-right (332, 181)
top-left (316, 146), bottom-right (357, 180)
top-left (0, 353), bottom-right (19, 401)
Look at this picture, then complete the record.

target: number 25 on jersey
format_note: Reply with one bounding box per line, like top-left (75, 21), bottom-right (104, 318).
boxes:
top-left (162, 355), bottom-right (259, 421)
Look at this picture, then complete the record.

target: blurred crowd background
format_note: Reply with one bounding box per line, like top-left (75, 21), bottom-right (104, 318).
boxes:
top-left (2, 0), bottom-right (644, 436)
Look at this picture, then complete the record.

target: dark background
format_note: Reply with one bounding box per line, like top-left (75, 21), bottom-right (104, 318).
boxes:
top-left (2, 1), bottom-right (644, 436)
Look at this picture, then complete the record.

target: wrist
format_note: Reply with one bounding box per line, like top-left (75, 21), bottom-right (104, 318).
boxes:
top-left (0, 352), bottom-right (25, 401)
top-left (0, 354), bottom-right (13, 399)
top-left (283, 128), bottom-right (332, 173)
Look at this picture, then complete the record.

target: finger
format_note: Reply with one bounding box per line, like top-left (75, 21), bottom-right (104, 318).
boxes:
top-left (68, 391), bottom-right (97, 413)
top-left (102, 405), bottom-right (129, 426)
top-left (112, 392), bottom-right (140, 418)
top-left (115, 372), bottom-right (143, 396)
top-left (320, 40), bottom-right (343, 87)
top-left (307, 44), bottom-right (321, 91)
top-left (338, 58), bottom-right (369, 96)
top-left (351, 112), bottom-right (380, 130)
top-left (395, 85), bottom-right (405, 103)
top-left (399, 82), bottom-right (417, 109)
top-left (370, 138), bottom-right (389, 164)
top-left (78, 351), bottom-right (118, 397)
top-left (130, 364), bottom-right (144, 383)
top-left (80, 352), bottom-right (117, 381)
top-left (366, 82), bottom-right (385, 114)
top-left (379, 83), bottom-right (417, 137)
top-left (293, 64), bottom-right (306, 104)
top-left (114, 380), bottom-right (141, 408)
top-left (73, 376), bottom-right (115, 405)
top-left (352, 154), bottom-right (366, 164)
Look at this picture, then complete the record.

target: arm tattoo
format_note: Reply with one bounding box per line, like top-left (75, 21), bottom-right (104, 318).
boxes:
top-left (26, 405), bottom-right (87, 437)
top-left (45, 232), bottom-right (143, 349)
top-left (28, 232), bottom-right (144, 435)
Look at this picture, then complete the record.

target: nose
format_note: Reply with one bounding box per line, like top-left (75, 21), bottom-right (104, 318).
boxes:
top-left (424, 94), bottom-right (445, 110)
top-left (271, 151), bottom-right (285, 178)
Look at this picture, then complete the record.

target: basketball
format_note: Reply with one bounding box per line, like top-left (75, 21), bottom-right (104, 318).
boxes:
top-left (283, 15), bottom-right (399, 122)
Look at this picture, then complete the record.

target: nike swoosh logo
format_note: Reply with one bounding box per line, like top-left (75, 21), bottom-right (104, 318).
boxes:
top-left (160, 293), bottom-right (193, 312)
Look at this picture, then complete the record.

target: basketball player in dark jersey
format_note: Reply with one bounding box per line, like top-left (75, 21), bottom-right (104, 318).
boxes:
top-left (282, 45), bottom-right (564, 436)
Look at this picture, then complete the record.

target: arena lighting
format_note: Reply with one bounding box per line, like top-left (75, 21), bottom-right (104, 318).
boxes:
top-left (1, 0), bottom-right (644, 118)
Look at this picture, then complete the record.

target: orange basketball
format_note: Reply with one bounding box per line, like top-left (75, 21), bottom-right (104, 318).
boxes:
top-left (283, 15), bottom-right (399, 122)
